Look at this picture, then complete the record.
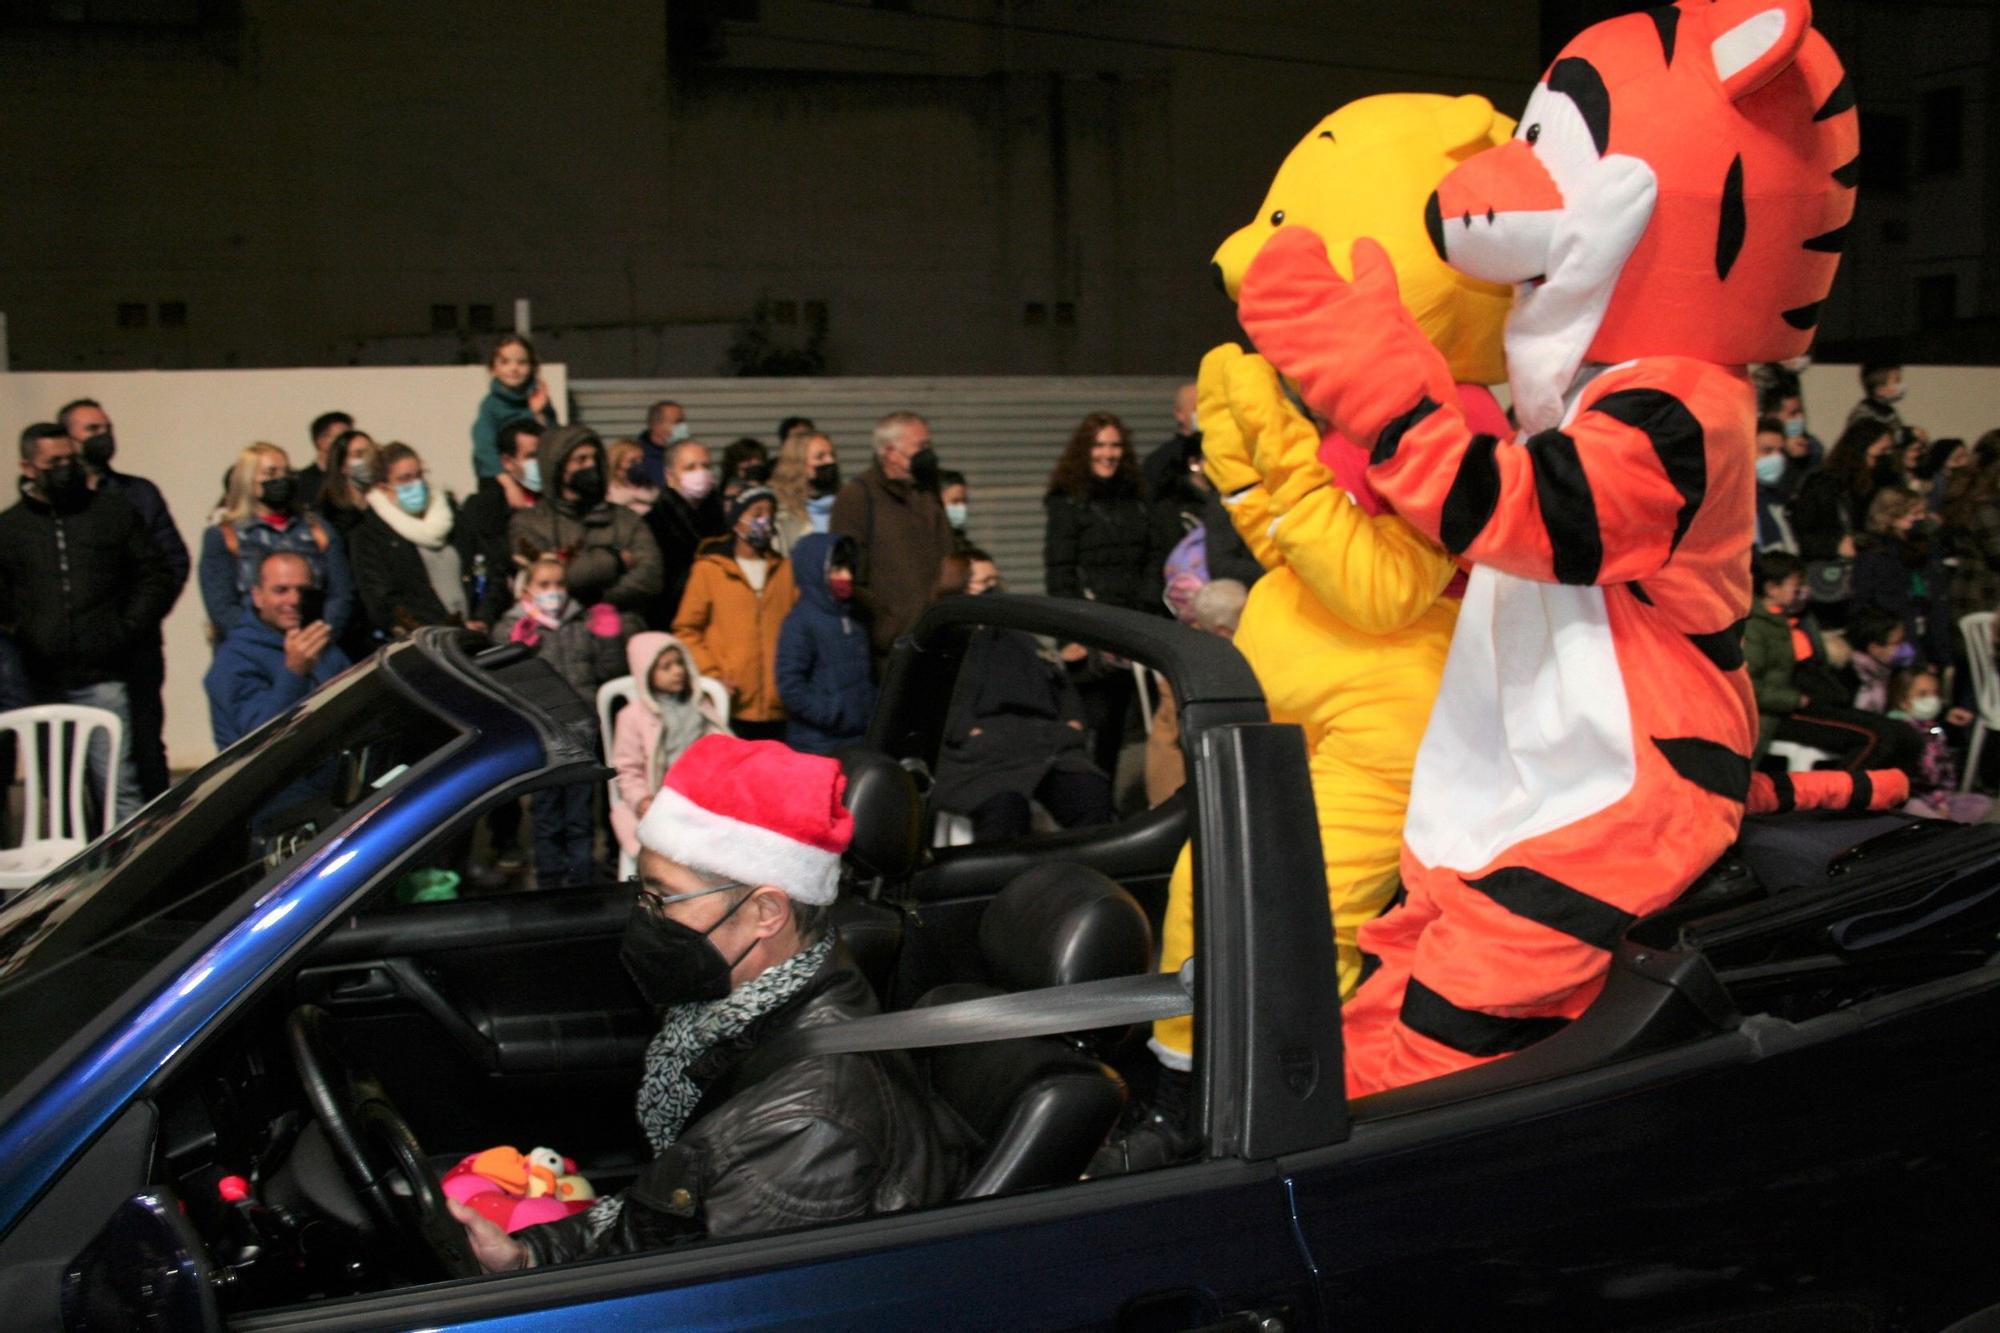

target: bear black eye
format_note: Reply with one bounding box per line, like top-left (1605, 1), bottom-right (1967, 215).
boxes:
top-left (1270, 209), bottom-right (1285, 226)
top-left (1525, 123), bottom-right (1541, 145)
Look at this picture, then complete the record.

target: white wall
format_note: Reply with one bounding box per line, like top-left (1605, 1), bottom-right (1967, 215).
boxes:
top-left (0, 363), bottom-right (567, 767)
top-left (1799, 363), bottom-right (1999, 446)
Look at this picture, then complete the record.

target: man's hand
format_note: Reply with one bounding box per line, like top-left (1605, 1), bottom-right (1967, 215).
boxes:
top-left (284, 621), bottom-right (334, 677)
top-left (1837, 535), bottom-right (1857, 558)
top-left (447, 1198), bottom-right (532, 1273)
top-left (1058, 642), bottom-right (1089, 664)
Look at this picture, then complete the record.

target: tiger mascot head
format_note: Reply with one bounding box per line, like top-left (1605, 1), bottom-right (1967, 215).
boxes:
top-left (1424, 0), bottom-right (1858, 432)
top-left (1211, 92), bottom-right (1516, 387)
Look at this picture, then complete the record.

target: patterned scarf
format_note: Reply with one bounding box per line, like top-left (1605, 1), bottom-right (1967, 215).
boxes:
top-left (580, 936), bottom-right (833, 1240)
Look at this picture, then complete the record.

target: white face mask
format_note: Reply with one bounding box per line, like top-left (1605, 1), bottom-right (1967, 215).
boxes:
top-left (1908, 695), bottom-right (1942, 722)
top-left (532, 589), bottom-right (568, 617)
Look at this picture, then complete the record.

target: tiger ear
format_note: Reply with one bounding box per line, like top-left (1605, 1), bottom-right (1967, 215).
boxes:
top-left (1704, 0), bottom-right (1812, 101)
top-left (1432, 94), bottom-right (1503, 155)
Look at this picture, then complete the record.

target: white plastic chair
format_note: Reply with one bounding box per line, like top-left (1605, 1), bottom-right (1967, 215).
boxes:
top-left (1766, 740), bottom-right (1834, 773)
top-left (596, 674), bottom-right (736, 878)
top-left (1959, 612), bottom-right (1999, 792)
top-left (0, 704), bottom-right (122, 893)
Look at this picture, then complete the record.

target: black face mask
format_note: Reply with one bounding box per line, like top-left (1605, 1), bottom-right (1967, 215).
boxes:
top-left (625, 463), bottom-right (650, 488)
top-left (260, 476), bottom-right (297, 513)
top-left (619, 891), bottom-right (752, 1008)
top-left (810, 462), bottom-right (841, 496)
top-left (739, 461), bottom-right (772, 485)
top-left (36, 461), bottom-right (89, 509)
top-left (909, 448), bottom-right (941, 491)
top-left (567, 466), bottom-right (608, 507)
top-left (80, 434), bottom-right (116, 469)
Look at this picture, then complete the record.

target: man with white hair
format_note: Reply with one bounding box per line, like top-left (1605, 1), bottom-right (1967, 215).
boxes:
top-left (830, 410), bottom-right (955, 662)
top-left (451, 736), bottom-right (968, 1269)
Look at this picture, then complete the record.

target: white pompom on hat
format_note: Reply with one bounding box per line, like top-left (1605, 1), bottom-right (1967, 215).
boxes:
top-left (635, 735), bottom-right (853, 905)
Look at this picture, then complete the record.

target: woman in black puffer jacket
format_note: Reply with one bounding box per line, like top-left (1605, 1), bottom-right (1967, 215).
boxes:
top-left (1043, 411), bottom-right (1178, 783)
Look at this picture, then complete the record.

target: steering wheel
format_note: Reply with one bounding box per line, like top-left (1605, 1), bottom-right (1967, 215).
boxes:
top-left (285, 1005), bottom-right (479, 1280)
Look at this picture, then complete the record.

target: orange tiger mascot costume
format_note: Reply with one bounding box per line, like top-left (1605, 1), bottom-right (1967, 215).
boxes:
top-left (1238, 0), bottom-right (1859, 1096)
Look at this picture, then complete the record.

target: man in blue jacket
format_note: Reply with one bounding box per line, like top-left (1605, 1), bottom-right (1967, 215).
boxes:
top-left (205, 551), bottom-right (350, 749)
top-left (776, 532), bottom-right (875, 755)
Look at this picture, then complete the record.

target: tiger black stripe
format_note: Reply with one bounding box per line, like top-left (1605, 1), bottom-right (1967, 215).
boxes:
top-left (1465, 866), bottom-right (1635, 952)
top-left (1832, 156), bottom-right (1860, 188)
top-left (1439, 433), bottom-right (1503, 555)
top-left (1687, 618), bottom-right (1747, 672)
top-left (1525, 427), bottom-right (1603, 585)
top-left (1374, 396), bottom-right (1441, 466)
top-left (1716, 155), bottom-right (1746, 280)
top-left (1847, 769), bottom-right (1875, 811)
top-left (1547, 58), bottom-right (1611, 155)
top-left (1782, 302), bottom-right (1822, 331)
top-left (1767, 771), bottom-right (1797, 813)
top-left (1814, 75), bottom-right (1856, 122)
top-left (1592, 388), bottom-right (1706, 551)
top-left (1401, 978), bottom-right (1571, 1058)
top-left (1647, 6), bottom-right (1679, 64)
top-left (1655, 736), bottom-right (1752, 802)
top-left (1628, 581), bottom-right (1654, 606)
top-left (1802, 222), bottom-right (1849, 254)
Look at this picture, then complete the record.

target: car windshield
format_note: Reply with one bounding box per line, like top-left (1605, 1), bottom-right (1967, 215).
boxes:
top-left (0, 662), bottom-right (464, 1091)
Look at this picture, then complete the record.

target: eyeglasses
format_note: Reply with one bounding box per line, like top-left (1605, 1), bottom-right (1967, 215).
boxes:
top-left (631, 878), bottom-right (750, 923)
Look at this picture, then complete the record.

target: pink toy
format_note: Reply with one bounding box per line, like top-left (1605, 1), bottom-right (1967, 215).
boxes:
top-left (441, 1144), bottom-right (595, 1234)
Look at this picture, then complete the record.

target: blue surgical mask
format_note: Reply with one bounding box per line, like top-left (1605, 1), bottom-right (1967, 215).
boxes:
top-left (945, 502), bottom-right (968, 529)
top-left (667, 422), bottom-right (691, 445)
top-left (1783, 418), bottom-right (1806, 440)
top-left (533, 589), bottom-right (567, 617)
top-left (1754, 454), bottom-right (1786, 487)
top-left (521, 458), bottom-right (542, 493)
top-left (395, 479), bottom-right (430, 515)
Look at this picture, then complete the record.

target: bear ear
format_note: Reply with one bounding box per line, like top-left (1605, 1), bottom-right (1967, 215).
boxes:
top-left (1432, 94), bottom-right (1502, 155)
top-left (1704, 0), bottom-right (1812, 101)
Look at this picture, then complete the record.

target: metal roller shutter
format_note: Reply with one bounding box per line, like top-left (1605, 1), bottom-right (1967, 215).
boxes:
top-left (571, 376), bottom-right (1187, 593)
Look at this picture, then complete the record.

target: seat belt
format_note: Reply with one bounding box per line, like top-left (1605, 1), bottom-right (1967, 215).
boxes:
top-left (753, 967), bottom-right (1193, 1069)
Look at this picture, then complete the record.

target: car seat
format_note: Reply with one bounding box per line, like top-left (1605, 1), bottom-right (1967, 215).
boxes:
top-left (829, 748), bottom-right (923, 1000)
top-left (919, 863), bottom-right (1151, 1198)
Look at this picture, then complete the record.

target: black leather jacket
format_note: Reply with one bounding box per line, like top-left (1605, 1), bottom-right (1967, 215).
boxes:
top-left (520, 945), bottom-right (971, 1266)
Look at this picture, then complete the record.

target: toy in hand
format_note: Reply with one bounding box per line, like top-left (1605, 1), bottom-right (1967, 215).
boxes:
top-left (441, 1145), bottom-right (597, 1234)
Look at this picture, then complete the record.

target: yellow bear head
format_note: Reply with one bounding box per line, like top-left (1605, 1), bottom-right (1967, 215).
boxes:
top-left (1213, 92), bottom-right (1515, 387)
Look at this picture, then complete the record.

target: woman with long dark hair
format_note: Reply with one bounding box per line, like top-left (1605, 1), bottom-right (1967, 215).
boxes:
top-left (1789, 417), bottom-right (1896, 560)
top-left (1042, 411), bottom-right (1177, 783)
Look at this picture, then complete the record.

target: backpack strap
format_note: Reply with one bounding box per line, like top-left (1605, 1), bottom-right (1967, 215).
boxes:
top-left (222, 523), bottom-right (240, 558)
top-left (308, 516), bottom-right (329, 553)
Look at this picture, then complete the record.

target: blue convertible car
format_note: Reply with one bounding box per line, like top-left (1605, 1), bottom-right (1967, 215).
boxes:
top-left (4, 596), bottom-right (2000, 1331)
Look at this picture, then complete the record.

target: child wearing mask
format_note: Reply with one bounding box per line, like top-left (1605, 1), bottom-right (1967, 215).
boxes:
top-left (776, 533), bottom-right (876, 755)
top-left (1887, 668), bottom-right (1991, 823)
top-left (493, 555), bottom-right (629, 886)
top-left (673, 488), bottom-right (799, 741)
top-left (938, 470), bottom-right (975, 556)
top-left (609, 631), bottom-right (729, 862)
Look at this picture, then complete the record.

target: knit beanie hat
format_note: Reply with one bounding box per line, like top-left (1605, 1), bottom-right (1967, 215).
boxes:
top-left (727, 486), bottom-right (777, 528)
top-left (635, 735), bottom-right (853, 904)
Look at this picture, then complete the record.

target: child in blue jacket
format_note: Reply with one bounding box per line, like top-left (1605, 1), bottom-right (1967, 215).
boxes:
top-left (776, 533), bottom-right (876, 755)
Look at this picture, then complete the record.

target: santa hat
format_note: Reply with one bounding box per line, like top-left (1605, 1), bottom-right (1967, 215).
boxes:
top-left (635, 736), bottom-right (853, 905)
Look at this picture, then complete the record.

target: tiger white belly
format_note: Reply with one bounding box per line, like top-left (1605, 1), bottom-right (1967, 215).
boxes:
top-left (1402, 565), bottom-right (1637, 872)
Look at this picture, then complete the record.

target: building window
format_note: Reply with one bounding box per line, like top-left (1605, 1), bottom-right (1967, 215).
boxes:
top-left (1920, 86), bottom-right (1964, 176)
top-left (1054, 301), bottom-right (1077, 328)
top-left (468, 303), bottom-right (495, 333)
top-left (1916, 274), bottom-right (1958, 329)
top-left (803, 299), bottom-right (828, 328)
top-left (430, 304), bottom-right (458, 333)
top-left (1858, 111), bottom-right (1909, 196)
top-left (1023, 302), bottom-right (1047, 326)
top-left (158, 301), bottom-right (187, 329)
top-left (116, 302), bottom-right (147, 329)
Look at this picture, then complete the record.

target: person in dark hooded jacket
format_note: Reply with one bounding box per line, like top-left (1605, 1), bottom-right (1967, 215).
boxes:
top-left (776, 533), bottom-right (875, 755)
top-left (510, 425), bottom-right (664, 613)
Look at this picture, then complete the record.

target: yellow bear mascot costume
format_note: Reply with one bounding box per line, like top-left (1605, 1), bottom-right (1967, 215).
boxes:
top-left (1132, 94), bottom-right (1514, 1152)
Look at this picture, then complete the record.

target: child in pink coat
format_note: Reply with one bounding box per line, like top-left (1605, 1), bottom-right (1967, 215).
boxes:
top-left (611, 631), bottom-right (729, 860)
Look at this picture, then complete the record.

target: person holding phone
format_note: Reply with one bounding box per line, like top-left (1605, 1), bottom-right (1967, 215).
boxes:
top-left (204, 550), bottom-right (350, 748)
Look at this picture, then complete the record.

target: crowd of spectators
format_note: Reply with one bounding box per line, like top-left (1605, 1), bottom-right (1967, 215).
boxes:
top-left (13, 339), bottom-right (1995, 875)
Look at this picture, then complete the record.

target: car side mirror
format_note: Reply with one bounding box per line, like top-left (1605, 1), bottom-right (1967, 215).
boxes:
top-left (61, 1190), bottom-right (222, 1332)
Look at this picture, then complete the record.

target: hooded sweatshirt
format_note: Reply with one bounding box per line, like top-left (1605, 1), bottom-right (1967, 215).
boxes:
top-left (610, 631), bottom-right (729, 857)
top-left (509, 425), bottom-right (665, 612)
top-left (775, 532), bottom-right (877, 755)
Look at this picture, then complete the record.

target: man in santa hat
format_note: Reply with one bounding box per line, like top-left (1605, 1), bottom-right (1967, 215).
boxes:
top-left (450, 736), bottom-right (969, 1269)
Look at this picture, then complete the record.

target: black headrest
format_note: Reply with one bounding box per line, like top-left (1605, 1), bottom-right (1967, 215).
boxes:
top-left (978, 863), bottom-right (1153, 993)
top-left (836, 748), bottom-right (922, 881)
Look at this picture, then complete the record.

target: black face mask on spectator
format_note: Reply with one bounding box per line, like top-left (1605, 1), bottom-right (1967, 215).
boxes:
top-left (739, 461), bottom-right (772, 485)
top-left (260, 476), bottom-right (297, 513)
top-left (81, 434), bottom-right (116, 470)
top-left (625, 462), bottom-right (649, 488)
top-left (567, 467), bottom-right (607, 507)
top-left (811, 462), bottom-right (841, 496)
top-left (34, 460), bottom-right (89, 509)
top-left (909, 448), bottom-right (941, 492)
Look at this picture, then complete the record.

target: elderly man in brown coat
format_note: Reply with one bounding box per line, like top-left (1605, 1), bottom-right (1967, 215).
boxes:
top-left (830, 410), bottom-right (956, 662)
